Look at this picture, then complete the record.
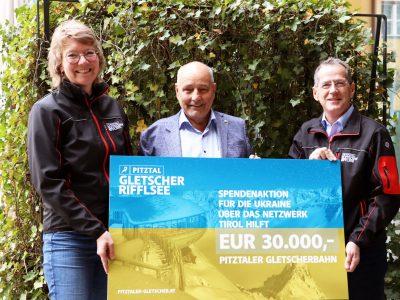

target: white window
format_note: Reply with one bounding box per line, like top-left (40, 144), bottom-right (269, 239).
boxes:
top-left (0, 0), bottom-right (33, 26)
top-left (382, 1), bottom-right (400, 37)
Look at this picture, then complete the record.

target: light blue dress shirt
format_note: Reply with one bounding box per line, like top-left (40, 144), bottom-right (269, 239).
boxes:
top-left (179, 110), bottom-right (221, 158)
top-left (322, 105), bottom-right (354, 137)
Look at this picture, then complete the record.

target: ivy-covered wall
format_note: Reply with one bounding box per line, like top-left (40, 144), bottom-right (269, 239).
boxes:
top-left (0, 0), bottom-right (398, 298)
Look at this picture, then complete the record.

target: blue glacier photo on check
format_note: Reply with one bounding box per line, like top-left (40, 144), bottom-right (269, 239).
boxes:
top-left (108, 156), bottom-right (348, 300)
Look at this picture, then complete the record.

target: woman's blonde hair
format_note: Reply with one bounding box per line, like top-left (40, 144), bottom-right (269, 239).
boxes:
top-left (47, 20), bottom-right (105, 88)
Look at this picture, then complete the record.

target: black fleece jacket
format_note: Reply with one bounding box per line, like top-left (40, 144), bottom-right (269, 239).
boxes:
top-left (289, 107), bottom-right (400, 248)
top-left (28, 80), bottom-right (132, 238)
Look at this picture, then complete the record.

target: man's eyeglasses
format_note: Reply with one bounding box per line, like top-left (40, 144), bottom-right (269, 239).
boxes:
top-left (65, 50), bottom-right (98, 64)
top-left (319, 80), bottom-right (349, 90)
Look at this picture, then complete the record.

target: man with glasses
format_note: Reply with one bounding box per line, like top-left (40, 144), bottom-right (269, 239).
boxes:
top-left (289, 57), bottom-right (400, 299)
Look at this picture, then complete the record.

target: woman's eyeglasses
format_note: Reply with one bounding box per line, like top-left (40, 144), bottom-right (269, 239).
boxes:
top-left (65, 50), bottom-right (98, 64)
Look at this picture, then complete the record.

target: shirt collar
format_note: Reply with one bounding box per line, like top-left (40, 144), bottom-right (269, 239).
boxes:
top-left (179, 109), bottom-right (216, 131)
top-left (321, 104), bottom-right (354, 130)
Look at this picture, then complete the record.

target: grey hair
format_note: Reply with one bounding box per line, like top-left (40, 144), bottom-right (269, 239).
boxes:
top-left (176, 61), bottom-right (214, 83)
top-left (314, 57), bottom-right (353, 87)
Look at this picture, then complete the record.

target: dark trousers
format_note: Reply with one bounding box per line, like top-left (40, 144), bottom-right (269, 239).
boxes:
top-left (347, 242), bottom-right (387, 300)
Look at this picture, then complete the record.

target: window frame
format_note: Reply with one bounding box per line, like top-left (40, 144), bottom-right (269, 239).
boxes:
top-left (382, 1), bottom-right (400, 37)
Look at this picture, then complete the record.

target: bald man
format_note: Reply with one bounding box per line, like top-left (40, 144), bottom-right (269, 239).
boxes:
top-left (139, 61), bottom-right (253, 158)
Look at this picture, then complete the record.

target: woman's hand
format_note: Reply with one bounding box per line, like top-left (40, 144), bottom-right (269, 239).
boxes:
top-left (97, 231), bottom-right (115, 274)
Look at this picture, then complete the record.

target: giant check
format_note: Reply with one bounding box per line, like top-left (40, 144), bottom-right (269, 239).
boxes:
top-left (108, 156), bottom-right (348, 299)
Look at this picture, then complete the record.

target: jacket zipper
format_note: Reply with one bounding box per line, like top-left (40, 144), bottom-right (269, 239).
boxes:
top-left (359, 200), bottom-right (366, 216)
top-left (326, 132), bottom-right (360, 150)
top-left (103, 120), bottom-right (117, 152)
top-left (383, 165), bottom-right (391, 189)
top-left (85, 95), bottom-right (110, 183)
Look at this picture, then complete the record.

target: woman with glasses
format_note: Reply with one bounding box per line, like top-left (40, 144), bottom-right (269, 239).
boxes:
top-left (27, 20), bottom-right (132, 299)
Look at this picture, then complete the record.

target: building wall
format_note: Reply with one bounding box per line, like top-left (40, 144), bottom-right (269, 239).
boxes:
top-left (348, 0), bottom-right (372, 11)
top-left (348, 0), bottom-right (373, 26)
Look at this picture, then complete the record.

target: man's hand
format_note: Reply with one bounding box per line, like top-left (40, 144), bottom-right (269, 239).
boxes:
top-left (97, 231), bottom-right (115, 274)
top-left (345, 241), bottom-right (360, 272)
top-left (309, 147), bottom-right (337, 161)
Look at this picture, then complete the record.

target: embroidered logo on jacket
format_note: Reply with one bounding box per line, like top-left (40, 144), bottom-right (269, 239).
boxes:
top-left (106, 121), bottom-right (124, 131)
top-left (341, 153), bottom-right (358, 163)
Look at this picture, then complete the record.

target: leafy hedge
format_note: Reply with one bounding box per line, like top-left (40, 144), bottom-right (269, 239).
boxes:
top-left (0, 0), bottom-right (398, 298)
top-left (0, 5), bottom-right (45, 299)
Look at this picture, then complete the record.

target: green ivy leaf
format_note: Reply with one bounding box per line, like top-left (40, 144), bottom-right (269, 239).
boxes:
top-left (23, 271), bottom-right (36, 282)
top-left (248, 59), bottom-right (261, 71)
top-left (33, 279), bottom-right (43, 289)
top-left (290, 98), bottom-right (301, 107)
top-left (169, 35), bottom-right (182, 45)
top-left (139, 63), bottom-right (151, 71)
top-left (338, 15), bottom-right (351, 23)
top-left (107, 3), bottom-right (116, 14)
